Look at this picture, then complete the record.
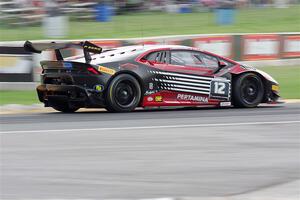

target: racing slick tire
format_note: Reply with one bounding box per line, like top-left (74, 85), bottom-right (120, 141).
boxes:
top-left (233, 73), bottom-right (264, 108)
top-left (105, 74), bottom-right (141, 112)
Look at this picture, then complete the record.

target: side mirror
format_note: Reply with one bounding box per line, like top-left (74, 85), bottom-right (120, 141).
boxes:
top-left (219, 61), bottom-right (228, 68)
top-left (214, 61), bottom-right (228, 74)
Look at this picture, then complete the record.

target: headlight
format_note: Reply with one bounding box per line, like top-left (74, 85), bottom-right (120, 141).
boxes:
top-left (271, 84), bottom-right (279, 92)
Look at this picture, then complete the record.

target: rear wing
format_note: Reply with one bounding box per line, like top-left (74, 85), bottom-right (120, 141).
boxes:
top-left (24, 40), bottom-right (102, 64)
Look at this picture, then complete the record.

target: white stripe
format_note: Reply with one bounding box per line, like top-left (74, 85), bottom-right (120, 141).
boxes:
top-left (157, 79), bottom-right (210, 88)
top-left (173, 77), bottom-right (211, 84)
top-left (165, 84), bottom-right (211, 92)
top-left (163, 87), bottom-right (210, 95)
top-left (16, 198), bottom-right (175, 200)
top-left (140, 198), bottom-right (175, 200)
top-left (158, 71), bottom-right (213, 81)
top-left (1, 121), bottom-right (299, 134)
top-left (18, 199), bottom-right (96, 200)
top-left (35, 198), bottom-right (175, 200)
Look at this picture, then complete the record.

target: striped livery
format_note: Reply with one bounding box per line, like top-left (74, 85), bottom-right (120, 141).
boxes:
top-left (150, 70), bottom-right (231, 100)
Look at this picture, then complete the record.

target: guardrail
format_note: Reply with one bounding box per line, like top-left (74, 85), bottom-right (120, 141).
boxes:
top-left (0, 32), bottom-right (299, 83)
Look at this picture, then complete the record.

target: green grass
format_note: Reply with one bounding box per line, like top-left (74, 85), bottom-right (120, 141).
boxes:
top-left (257, 66), bottom-right (300, 99)
top-left (1, 6), bottom-right (300, 41)
top-left (0, 66), bottom-right (299, 105)
top-left (0, 90), bottom-right (39, 105)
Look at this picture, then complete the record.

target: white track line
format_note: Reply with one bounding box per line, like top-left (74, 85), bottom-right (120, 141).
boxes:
top-left (1, 121), bottom-right (299, 134)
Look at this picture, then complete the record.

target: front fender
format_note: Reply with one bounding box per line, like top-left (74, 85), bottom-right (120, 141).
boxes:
top-left (229, 65), bottom-right (280, 103)
top-left (229, 65), bottom-right (278, 84)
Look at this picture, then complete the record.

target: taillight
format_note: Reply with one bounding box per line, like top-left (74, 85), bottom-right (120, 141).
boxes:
top-left (87, 67), bottom-right (100, 75)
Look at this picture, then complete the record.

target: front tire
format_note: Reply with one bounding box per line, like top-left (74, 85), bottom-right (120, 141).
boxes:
top-left (106, 74), bottom-right (141, 112)
top-left (233, 73), bottom-right (264, 108)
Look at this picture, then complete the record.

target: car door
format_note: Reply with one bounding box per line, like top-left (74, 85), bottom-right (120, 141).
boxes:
top-left (160, 50), bottom-right (231, 103)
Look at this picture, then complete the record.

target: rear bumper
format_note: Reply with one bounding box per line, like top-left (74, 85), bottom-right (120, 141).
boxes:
top-left (37, 84), bottom-right (105, 108)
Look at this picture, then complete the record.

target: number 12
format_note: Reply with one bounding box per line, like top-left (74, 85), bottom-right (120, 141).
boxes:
top-left (214, 82), bottom-right (226, 94)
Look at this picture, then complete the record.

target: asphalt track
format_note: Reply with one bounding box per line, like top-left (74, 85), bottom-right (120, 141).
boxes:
top-left (0, 103), bottom-right (300, 199)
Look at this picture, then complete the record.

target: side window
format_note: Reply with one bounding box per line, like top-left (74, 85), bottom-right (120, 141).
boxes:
top-left (144, 51), bottom-right (169, 64)
top-left (200, 53), bottom-right (235, 68)
top-left (200, 53), bottom-right (219, 68)
top-left (145, 52), bottom-right (159, 62)
top-left (170, 50), bottom-right (205, 67)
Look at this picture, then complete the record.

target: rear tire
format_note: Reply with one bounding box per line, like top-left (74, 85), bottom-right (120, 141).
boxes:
top-left (105, 74), bottom-right (141, 112)
top-left (233, 73), bottom-right (264, 108)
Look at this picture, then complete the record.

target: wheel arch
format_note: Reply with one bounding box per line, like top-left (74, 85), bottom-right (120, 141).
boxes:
top-left (107, 70), bottom-right (145, 105)
top-left (231, 71), bottom-right (268, 103)
top-left (231, 71), bottom-right (268, 83)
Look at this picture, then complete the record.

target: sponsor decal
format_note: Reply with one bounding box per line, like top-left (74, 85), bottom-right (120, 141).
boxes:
top-left (145, 90), bottom-right (156, 95)
top-left (149, 82), bottom-right (154, 90)
top-left (220, 101), bottom-right (232, 107)
top-left (155, 96), bottom-right (163, 102)
top-left (272, 85), bottom-right (279, 92)
top-left (94, 84), bottom-right (104, 92)
top-left (83, 45), bottom-right (102, 52)
top-left (147, 97), bottom-right (154, 102)
top-left (98, 66), bottom-right (116, 75)
top-left (63, 62), bottom-right (72, 69)
top-left (177, 94), bottom-right (208, 103)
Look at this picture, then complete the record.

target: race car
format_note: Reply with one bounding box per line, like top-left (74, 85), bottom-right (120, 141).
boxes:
top-left (24, 40), bottom-right (280, 113)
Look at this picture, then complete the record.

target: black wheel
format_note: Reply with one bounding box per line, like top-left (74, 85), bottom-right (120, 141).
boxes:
top-left (52, 104), bottom-right (80, 113)
top-left (233, 73), bottom-right (264, 108)
top-left (106, 74), bottom-right (141, 112)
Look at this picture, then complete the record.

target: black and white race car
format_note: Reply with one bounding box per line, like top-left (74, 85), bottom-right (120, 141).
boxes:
top-left (24, 40), bottom-right (280, 112)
